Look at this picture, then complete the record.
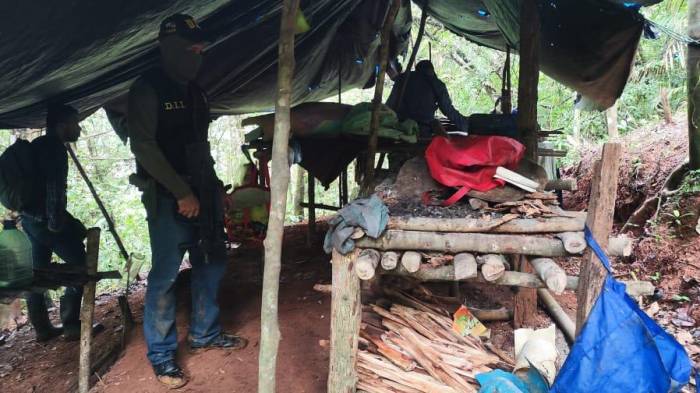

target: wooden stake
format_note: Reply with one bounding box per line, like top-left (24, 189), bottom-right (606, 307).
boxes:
top-left (362, 0), bottom-right (401, 194)
top-left (575, 143), bottom-right (622, 334)
top-left (259, 1), bottom-right (299, 391)
top-left (78, 228), bottom-right (100, 393)
top-left (329, 249), bottom-right (362, 393)
top-left (517, 0), bottom-right (541, 161)
top-left (514, 256), bottom-right (537, 328)
top-left (307, 175), bottom-right (316, 246)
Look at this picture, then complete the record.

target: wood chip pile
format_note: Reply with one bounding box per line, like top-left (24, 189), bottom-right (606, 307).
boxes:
top-left (357, 290), bottom-right (513, 393)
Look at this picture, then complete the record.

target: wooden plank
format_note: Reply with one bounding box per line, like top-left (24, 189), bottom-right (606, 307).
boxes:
top-left (517, 0), bottom-right (541, 161)
top-left (514, 256), bottom-right (537, 328)
top-left (575, 143), bottom-right (622, 334)
top-left (259, 1), bottom-right (300, 391)
top-left (78, 228), bottom-right (101, 393)
top-left (329, 249), bottom-right (362, 393)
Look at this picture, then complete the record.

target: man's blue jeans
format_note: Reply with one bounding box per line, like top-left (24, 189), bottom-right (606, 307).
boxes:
top-left (21, 213), bottom-right (86, 332)
top-left (143, 193), bottom-right (227, 366)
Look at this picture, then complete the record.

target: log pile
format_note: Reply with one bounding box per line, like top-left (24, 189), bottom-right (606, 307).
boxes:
top-left (357, 296), bottom-right (512, 393)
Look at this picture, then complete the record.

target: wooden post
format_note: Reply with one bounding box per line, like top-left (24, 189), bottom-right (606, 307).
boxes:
top-left (361, 0), bottom-right (401, 194)
top-left (517, 0), bottom-right (541, 161)
top-left (606, 102), bottom-right (619, 140)
top-left (688, 0), bottom-right (700, 170)
top-left (307, 175), bottom-right (316, 245)
top-left (78, 228), bottom-right (100, 393)
top-left (514, 255), bottom-right (537, 328)
top-left (575, 143), bottom-right (622, 334)
top-left (259, 1), bottom-right (300, 392)
top-left (329, 249), bottom-right (362, 393)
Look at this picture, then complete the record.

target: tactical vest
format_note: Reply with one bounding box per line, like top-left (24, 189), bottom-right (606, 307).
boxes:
top-left (136, 68), bottom-right (209, 180)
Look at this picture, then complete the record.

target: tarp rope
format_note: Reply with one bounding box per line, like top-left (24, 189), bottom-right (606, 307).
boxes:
top-left (645, 18), bottom-right (700, 46)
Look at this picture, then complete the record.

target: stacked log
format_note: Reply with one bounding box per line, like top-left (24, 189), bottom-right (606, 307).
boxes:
top-left (357, 299), bottom-right (510, 393)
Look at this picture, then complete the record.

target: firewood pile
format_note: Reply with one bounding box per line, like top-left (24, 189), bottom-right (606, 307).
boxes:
top-left (357, 289), bottom-right (513, 393)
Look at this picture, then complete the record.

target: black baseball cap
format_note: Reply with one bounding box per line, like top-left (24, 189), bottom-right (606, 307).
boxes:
top-left (159, 13), bottom-right (206, 42)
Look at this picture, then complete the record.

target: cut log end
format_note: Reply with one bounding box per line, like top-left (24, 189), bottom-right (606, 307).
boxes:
top-left (477, 254), bottom-right (507, 282)
top-left (453, 253), bottom-right (477, 280)
top-left (380, 251), bottom-right (399, 271)
top-left (556, 232), bottom-right (586, 254)
top-left (401, 251), bottom-right (422, 273)
top-left (357, 249), bottom-right (381, 280)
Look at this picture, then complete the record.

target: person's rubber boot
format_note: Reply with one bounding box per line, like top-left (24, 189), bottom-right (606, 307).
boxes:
top-left (153, 360), bottom-right (188, 389)
top-left (60, 287), bottom-right (82, 341)
top-left (189, 333), bottom-right (248, 353)
top-left (26, 293), bottom-right (63, 342)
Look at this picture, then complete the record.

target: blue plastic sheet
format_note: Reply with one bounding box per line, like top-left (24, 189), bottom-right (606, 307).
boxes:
top-left (551, 227), bottom-right (693, 393)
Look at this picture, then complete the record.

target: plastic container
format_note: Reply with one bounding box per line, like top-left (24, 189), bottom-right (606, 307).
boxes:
top-left (0, 219), bottom-right (33, 288)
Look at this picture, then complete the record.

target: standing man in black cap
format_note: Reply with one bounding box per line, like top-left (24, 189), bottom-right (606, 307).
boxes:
top-left (127, 14), bottom-right (246, 389)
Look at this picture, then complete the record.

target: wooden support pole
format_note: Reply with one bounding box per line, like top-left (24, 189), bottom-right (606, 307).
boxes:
top-left (78, 228), bottom-right (100, 393)
top-left (329, 249), bottom-right (362, 393)
top-left (688, 0), bottom-right (700, 170)
top-left (361, 0), bottom-right (401, 194)
top-left (514, 256), bottom-right (537, 328)
top-left (545, 179), bottom-right (577, 192)
top-left (307, 175), bottom-right (316, 245)
top-left (259, 1), bottom-right (299, 391)
top-left (537, 288), bottom-right (575, 344)
top-left (517, 0), bottom-right (541, 161)
top-left (575, 143), bottom-right (622, 334)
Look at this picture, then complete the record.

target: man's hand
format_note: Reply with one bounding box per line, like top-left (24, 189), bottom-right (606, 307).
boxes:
top-left (177, 194), bottom-right (200, 218)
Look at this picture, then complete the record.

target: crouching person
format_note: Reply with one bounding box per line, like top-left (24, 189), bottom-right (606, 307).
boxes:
top-left (20, 104), bottom-right (88, 342)
top-left (127, 14), bottom-right (247, 389)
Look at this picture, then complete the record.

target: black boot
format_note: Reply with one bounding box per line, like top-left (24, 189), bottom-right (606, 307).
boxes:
top-left (60, 286), bottom-right (82, 341)
top-left (26, 293), bottom-right (63, 342)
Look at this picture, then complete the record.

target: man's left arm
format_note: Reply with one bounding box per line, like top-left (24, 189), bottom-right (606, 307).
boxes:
top-left (433, 79), bottom-right (470, 132)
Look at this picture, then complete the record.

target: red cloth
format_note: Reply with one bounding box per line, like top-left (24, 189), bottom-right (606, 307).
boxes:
top-left (425, 135), bottom-right (525, 206)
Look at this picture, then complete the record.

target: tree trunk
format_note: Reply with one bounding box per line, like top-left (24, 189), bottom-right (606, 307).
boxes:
top-left (293, 166), bottom-right (305, 217)
top-left (259, 1), bottom-right (300, 391)
top-left (689, 0), bottom-right (700, 170)
top-left (660, 87), bottom-right (673, 124)
top-left (361, 0), bottom-right (401, 194)
top-left (517, 0), bottom-right (541, 161)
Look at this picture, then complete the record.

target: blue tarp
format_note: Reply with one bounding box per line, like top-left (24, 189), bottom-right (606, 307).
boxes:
top-left (551, 227), bottom-right (693, 393)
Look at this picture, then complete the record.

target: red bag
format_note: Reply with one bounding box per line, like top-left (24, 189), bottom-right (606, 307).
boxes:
top-left (425, 135), bottom-right (525, 206)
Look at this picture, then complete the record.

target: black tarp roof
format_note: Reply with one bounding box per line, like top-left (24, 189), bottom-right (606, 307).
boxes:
top-left (0, 0), bottom-right (657, 129)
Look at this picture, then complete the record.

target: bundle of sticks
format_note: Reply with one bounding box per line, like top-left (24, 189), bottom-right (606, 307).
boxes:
top-left (357, 296), bottom-right (513, 393)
